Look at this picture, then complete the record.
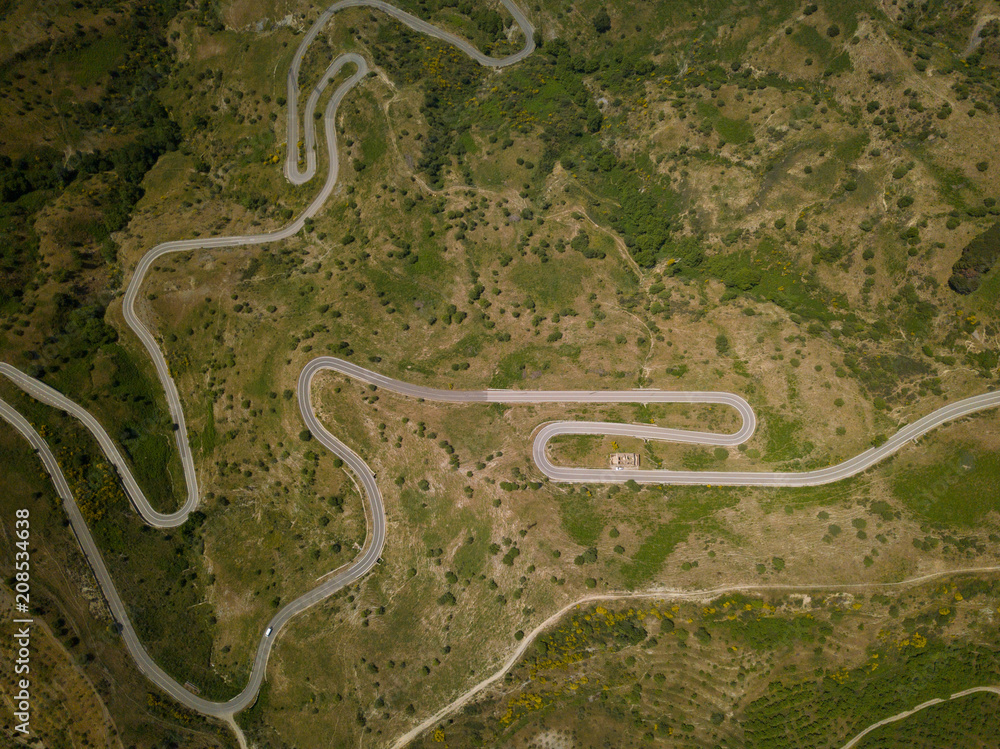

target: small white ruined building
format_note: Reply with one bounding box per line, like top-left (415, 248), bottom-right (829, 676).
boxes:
top-left (610, 453), bottom-right (639, 470)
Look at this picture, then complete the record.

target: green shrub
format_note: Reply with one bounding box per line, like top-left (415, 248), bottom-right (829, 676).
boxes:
top-left (570, 232), bottom-right (605, 259)
top-left (949, 221), bottom-right (1000, 294)
top-left (593, 9), bottom-right (611, 33)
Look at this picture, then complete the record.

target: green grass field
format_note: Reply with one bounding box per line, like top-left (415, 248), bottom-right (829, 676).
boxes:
top-left (892, 444), bottom-right (1000, 526)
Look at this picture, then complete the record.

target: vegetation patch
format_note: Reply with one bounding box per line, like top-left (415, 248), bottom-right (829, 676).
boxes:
top-left (620, 522), bottom-right (692, 588)
top-left (949, 221), bottom-right (1000, 295)
top-left (559, 493), bottom-right (605, 547)
top-left (892, 445), bottom-right (1000, 526)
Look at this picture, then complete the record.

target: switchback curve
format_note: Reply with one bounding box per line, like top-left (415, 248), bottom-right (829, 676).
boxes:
top-left (0, 0), bottom-right (534, 723)
top-left (1, 0), bottom-right (999, 744)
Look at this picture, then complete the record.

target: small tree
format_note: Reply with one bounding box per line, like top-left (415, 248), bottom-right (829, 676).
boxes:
top-left (593, 9), bottom-right (611, 33)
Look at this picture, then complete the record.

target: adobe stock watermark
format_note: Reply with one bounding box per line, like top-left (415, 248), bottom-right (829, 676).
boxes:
top-left (11, 508), bottom-right (32, 735)
top-left (920, 451), bottom-right (975, 508)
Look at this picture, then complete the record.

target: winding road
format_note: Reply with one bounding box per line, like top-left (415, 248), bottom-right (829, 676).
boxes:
top-left (839, 685), bottom-right (1000, 749)
top-left (301, 358), bottom-right (1000, 490)
top-left (3, 351), bottom-right (998, 723)
top-left (2, 0), bottom-right (535, 720)
top-left (1, 0), bottom-right (998, 744)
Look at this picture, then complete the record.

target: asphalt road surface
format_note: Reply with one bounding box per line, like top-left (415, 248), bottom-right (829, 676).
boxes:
top-left (1, 0), bottom-right (998, 740)
top-left (3, 354), bottom-right (998, 721)
top-left (285, 0), bottom-right (535, 185)
top-left (0, 0), bottom-right (535, 722)
top-left (305, 358), bottom-right (999, 489)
